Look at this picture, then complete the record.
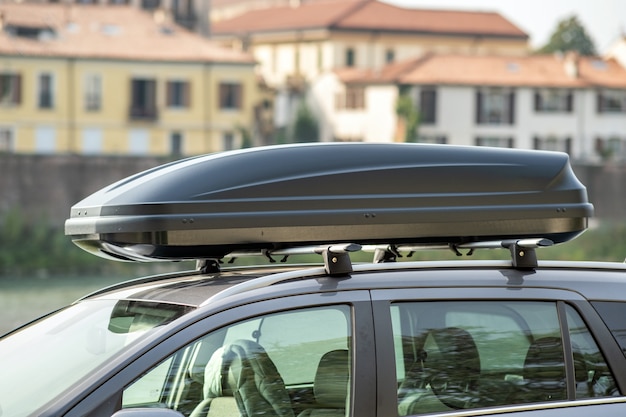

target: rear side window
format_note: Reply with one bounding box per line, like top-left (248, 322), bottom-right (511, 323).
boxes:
top-left (391, 301), bottom-right (617, 416)
top-left (592, 301), bottom-right (626, 357)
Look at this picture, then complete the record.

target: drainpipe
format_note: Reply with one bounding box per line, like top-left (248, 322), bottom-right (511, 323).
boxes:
top-left (68, 57), bottom-right (76, 153)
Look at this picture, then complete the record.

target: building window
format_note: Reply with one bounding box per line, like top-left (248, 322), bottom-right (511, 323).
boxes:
top-left (595, 136), bottom-right (626, 161)
top-left (38, 73), bottom-right (54, 109)
top-left (385, 48), bottom-right (395, 64)
top-left (223, 132), bottom-right (235, 151)
top-left (533, 136), bottom-right (571, 154)
top-left (0, 73), bottom-right (21, 106)
top-left (345, 47), bottom-right (355, 67)
top-left (219, 82), bottom-right (242, 110)
top-left (35, 127), bottom-right (56, 153)
top-left (416, 135), bottom-right (446, 144)
top-left (597, 90), bottom-right (626, 113)
top-left (534, 89), bottom-right (573, 112)
top-left (166, 80), bottom-right (190, 108)
top-left (84, 74), bottom-right (101, 112)
top-left (0, 127), bottom-right (14, 152)
top-left (129, 129), bottom-right (149, 155)
top-left (336, 86), bottom-right (365, 110)
top-left (130, 78), bottom-right (157, 120)
top-left (476, 88), bottom-right (515, 125)
top-left (170, 131), bottom-right (183, 156)
top-left (141, 0), bottom-right (160, 9)
top-left (81, 128), bottom-right (103, 154)
top-left (419, 88), bottom-right (437, 125)
top-left (475, 136), bottom-right (514, 148)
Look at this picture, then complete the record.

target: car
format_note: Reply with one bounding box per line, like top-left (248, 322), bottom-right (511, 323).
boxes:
top-left (1, 142), bottom-right (626, 417)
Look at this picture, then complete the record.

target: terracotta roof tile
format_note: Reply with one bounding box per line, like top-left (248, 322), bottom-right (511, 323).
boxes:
top-left (0, 3), bottom-right (255, 63)
top-left (336, 53), bottom-right (626, 88)
top-left (212, 0), bottom-right (364, 34)
top-left (211, 0), bottom-right (528, 39)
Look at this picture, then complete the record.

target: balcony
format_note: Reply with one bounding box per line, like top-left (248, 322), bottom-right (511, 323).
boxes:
top-left (129, 106), bottom-right (158, 121)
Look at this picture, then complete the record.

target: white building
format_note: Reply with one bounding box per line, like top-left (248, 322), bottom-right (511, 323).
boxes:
top-left (213, 0), bottom-right (626, 162)
top-left (319, 53), bottom-right (626, 162)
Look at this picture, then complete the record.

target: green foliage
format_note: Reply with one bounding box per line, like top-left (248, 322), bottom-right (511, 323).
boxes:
top-left (536, 15), bottom-right (597, 56)
top-left (292, 101), bottom-right (320, 143)
top-left (395, 92), bottom-right (420, 142)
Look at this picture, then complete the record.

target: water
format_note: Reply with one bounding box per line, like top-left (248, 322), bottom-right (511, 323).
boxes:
top-left (0, 275), bottom-right (128, 335)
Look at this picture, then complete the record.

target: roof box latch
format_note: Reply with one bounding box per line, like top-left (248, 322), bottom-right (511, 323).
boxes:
top-left (316, 244), bottom-right (361, 276)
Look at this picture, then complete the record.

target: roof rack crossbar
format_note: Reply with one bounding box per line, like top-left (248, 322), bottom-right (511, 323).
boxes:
top-left (364, 238), bottom-right (554, 269)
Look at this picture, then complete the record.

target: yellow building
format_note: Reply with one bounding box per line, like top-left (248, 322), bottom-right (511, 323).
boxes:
top-left (0, 3), bottom-right (258, 155)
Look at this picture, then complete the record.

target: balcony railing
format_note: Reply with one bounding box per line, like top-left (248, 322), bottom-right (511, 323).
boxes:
top-left (129, 106), bottom-right (158, 121)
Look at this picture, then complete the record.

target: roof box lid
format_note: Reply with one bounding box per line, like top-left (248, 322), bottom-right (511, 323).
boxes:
top-left (65, 143), bottom-right (593, 262)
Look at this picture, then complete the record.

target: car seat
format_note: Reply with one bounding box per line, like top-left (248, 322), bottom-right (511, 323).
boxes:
top-left (517, 336), bottom-right (589, 403)
top-left (298, 349), bottom-right (350, 417)
top-left (224, 339), bottom-right (295, 417)
top-left (397, 327), bottom-right (481, 415)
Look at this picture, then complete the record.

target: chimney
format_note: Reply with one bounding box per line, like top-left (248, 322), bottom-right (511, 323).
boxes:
top-left (564, 51), bottom-right (579, 78)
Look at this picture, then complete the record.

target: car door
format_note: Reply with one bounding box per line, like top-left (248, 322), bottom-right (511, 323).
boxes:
top-left (371, 285), bottom-right (626, 417)
top-left (54, 290), bottom-right (376, 417)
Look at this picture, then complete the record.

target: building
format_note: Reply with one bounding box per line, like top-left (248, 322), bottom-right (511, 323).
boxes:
top-left (211, 0), bottom-right (530, 135)
top-left (212, 0), bottom-right (626, 162)
top-left (314, 53), bottom-right (626, 162)
top-left (0, 3), bottom-right (258, 155)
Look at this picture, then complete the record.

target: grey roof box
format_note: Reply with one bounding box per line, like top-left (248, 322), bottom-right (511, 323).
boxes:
top-left (65, 143), bottom-right (593, 262)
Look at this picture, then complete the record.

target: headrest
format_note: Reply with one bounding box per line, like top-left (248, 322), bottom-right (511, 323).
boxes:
top-left (314, 350), bottom-right (349, 408)
top-left (523, 337), bottom-right (565, 384)
top-left (429, 327), bottom-right (481, 379)
top-left (203, 347), bottom-right (235, 399)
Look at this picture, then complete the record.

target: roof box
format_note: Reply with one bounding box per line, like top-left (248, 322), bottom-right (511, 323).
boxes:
top-left (65, 143), bottom-right (593, 262)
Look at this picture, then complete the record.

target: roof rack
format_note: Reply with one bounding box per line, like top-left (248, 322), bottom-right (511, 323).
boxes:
top-left (198, 237), bottom-right (554, 274)
top-left (65, 143), bottom-right (593, 264)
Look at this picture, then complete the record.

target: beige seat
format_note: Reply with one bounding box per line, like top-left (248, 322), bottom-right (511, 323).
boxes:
top-left (192, 339), bottom-right (295, 417)
top-left (190, 346), bottom-right (240, 417)
top-left (298, 349), bottom-right (350, 417)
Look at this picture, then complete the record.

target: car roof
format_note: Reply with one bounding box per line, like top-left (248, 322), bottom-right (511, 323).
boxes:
top-left (78, 259), bottom-right (626, 308)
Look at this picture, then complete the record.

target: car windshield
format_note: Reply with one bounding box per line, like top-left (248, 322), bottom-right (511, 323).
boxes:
top-left (0, 298), bottom-right (193, 417)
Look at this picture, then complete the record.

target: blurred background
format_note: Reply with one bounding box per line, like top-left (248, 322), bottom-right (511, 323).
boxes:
top-left (1, 0), bottom-right (625, 334)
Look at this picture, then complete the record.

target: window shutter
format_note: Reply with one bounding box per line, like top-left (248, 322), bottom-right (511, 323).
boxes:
top-left (475, 91), bottom-right (483, 124)
top-left (565, 137), bottom-right (572, 155)
top-left (566, 91), bottom-right (573, 112)
top-left (147, 79), bottom-right (156, 110)
top-left (508, 91), bottom-right (515, 124)
top-left (508, 137), bottom-right (514, 148)
top-left (597, 92), bottom-right (603, 113)
top-left (236, 84), bottom-right (243, 109)
top-left (534, 91), bottom-right (541, 111)
top-left (533, 136), bottom-right (540, 150)
top-left (183, 81), bottom-right (190, 107)
top-left (166, 81), bottom-right (173, 106)
top-left (14, 74), bottom-right (22, 104)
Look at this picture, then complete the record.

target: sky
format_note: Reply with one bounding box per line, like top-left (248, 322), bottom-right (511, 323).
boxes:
top-left (386, 0), bottom-right (625, 54)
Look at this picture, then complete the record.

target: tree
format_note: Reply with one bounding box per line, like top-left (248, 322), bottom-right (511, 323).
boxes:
top-left (292, 101), bottom-right (320, 143)
top-left (537, 15), bottom-right (597, 56)
top-left (395, 91), bottom-right (420, 142)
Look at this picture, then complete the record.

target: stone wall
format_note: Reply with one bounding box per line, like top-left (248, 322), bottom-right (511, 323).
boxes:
top-left (0, 154), bottom-right (624, 227)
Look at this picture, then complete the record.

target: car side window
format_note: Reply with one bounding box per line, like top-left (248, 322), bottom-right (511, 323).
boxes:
top-left (592, 301), bottom-right (626, 358)
top-left (392, 301), bottom-right (617, 416)
top-left (122, 305), bottom-right (352, 417)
